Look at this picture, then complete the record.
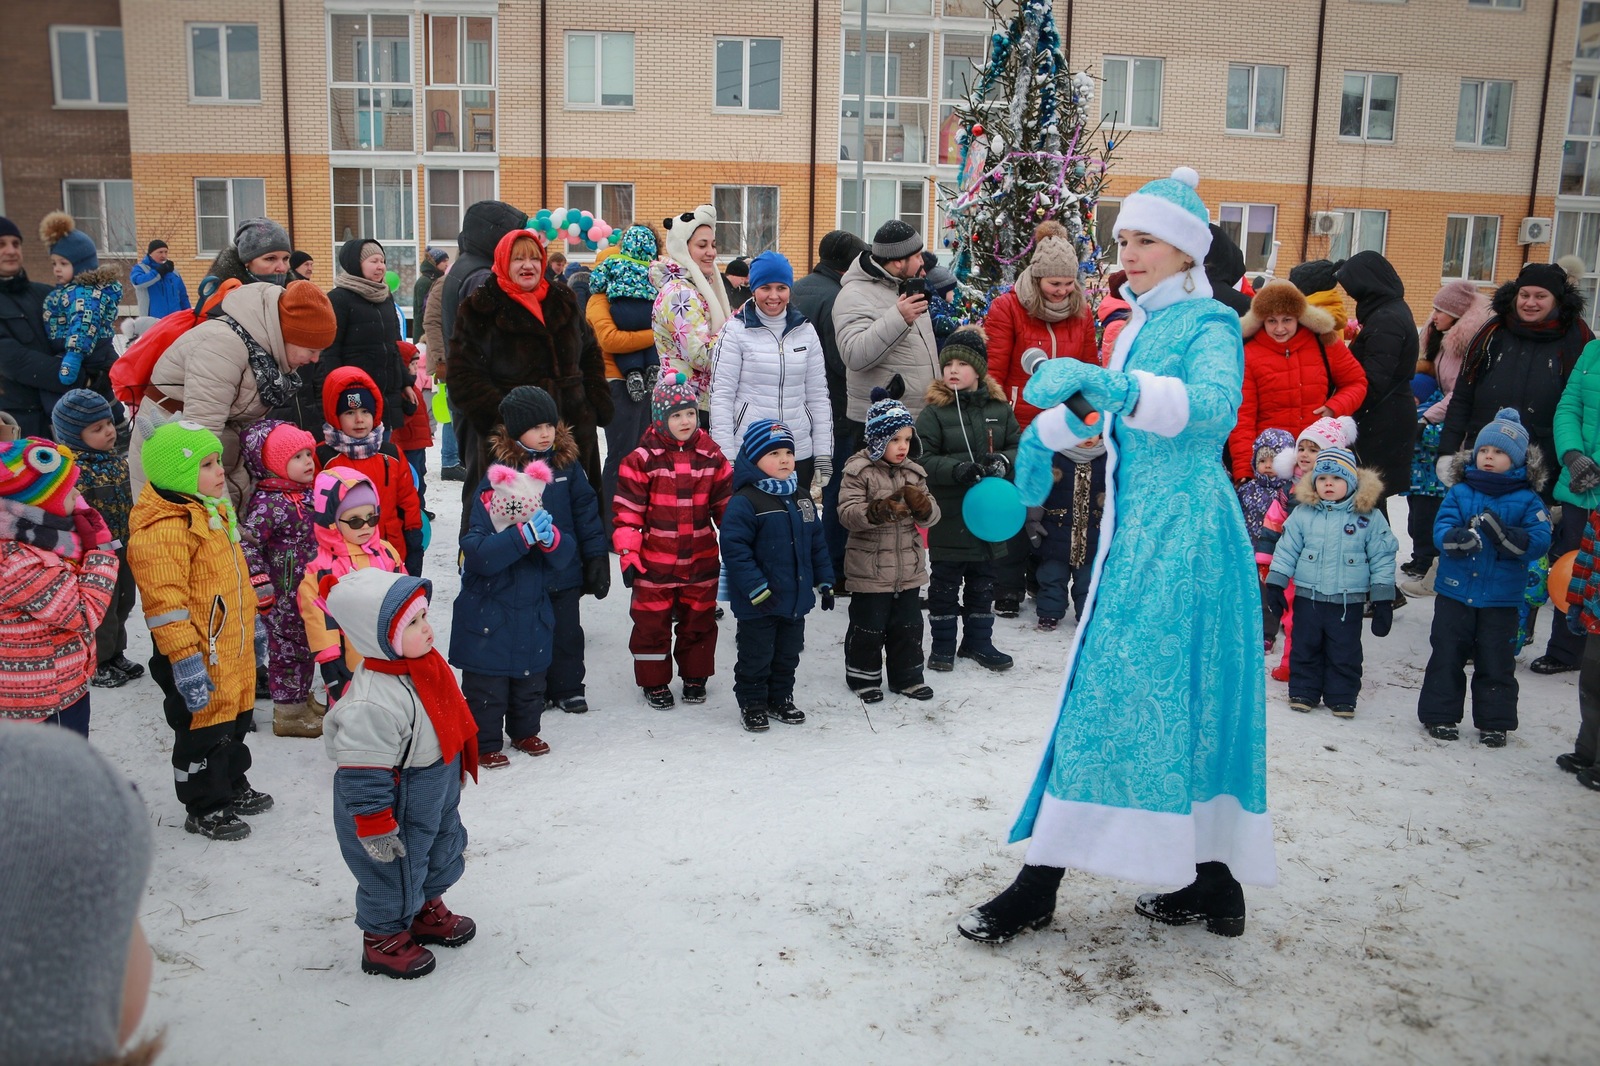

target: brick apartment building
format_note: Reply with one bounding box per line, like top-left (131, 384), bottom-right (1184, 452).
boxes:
top-left (1, 0), bottom-right (1595, 325)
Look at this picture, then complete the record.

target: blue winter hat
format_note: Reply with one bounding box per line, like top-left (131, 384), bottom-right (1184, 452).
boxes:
top-left (1311, 446), bottom-right (1360, 496)
top-left (1114, 167), bottom-right (1212, 266)
top-left (40, 212), bottom-right (98, 275)
top-left (51, 389), bottom-right (114, 452)
top-left (740, 418), bottom-right (795, 466)
top-left (1475, 407), bottom-right (1529, 468)
top-left (747, 251), bottom-right (794, 291)
top-left (864, 386), bottom-right (916, 461)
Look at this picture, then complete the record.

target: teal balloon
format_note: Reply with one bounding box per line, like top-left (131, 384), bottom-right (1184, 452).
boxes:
top-left (609, 232), bottom-right (622, 244)
top-left (963, 477), bottom-right (1026, 542)
top-left (585, 239), bottom-right (599, 250)
top-left (534, 209), bottom-right (552, 221)
top-left (564, 209), bottom-right (581, 225)
top-left (580, 212), bottom-right (594, 226)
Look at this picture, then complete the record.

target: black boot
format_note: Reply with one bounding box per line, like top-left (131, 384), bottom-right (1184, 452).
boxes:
top-left (957, 864), bottom-right (1064, 943)
top-left (1134, 861), bottom-right (1245, 937)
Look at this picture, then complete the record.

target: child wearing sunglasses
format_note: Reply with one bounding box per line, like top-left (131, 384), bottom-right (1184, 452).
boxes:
top-left (299, 467), bottom-right (403, 705)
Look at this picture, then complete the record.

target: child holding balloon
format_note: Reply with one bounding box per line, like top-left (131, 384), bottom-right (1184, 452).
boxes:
top-left (914, 328), bottom-right (1021, 672)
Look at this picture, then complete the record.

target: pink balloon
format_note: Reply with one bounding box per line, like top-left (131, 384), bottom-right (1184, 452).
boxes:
top-left (592, 221), bottom-right (611, 240)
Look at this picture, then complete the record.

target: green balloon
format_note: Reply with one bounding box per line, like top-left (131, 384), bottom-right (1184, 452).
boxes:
top-left (384, 269), bottom-right (400, 293)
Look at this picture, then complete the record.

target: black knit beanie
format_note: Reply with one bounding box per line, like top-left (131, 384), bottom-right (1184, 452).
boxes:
top-left (818, 229), bottom-right (867, 270)
top-left (500, 385), bottom-right (560, 441)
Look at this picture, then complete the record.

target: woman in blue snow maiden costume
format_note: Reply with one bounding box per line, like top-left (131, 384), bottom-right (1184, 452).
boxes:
top-left (957, 167), bottom-right (1276, 944)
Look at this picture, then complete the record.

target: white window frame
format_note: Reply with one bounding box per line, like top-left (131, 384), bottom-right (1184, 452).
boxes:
top-left (194, 178), bottom-right (267, 256)
top-left (61, 180), bottom-right (136, 257)
top-left (712, 185), bottom-right (781, 258)
top-left (1217, 202), bottom-right (1278, 274)
top-left (1339, 71), bottom-right (1399, 143)
top-left (563, 183), bottom-right (635, 235)
top-left (1442, 214), bottom-right (1500, 282)
top-left (331, 167), bottom-right (417, 306)
top-left (423, 14), bottom-right (497, 154)
top-left (1101, 55), bottom-right (1163, 131)
top-left (49, 26), bottom-right (126, 109)
top-left (566, 31), bottom-right (635, 110)
top-left (187, 23), bottom-right (261, 104)
top-left (838, 177), bottom-right (924, 240)
top-left (1328, 208), bottom-right (1389, 261)
top-left (328, 14), bottom-right (415, 154)
top-left (1468, 0), bottom-right (1523, 8)
top-left (426, 168), bottom-right (498, 244)
top-left (1094, 198), bottom-right (1122, 260)
top-left (714, 37), bottom-right (782, 113)
top-left (1457, 78), bottom-right (1513, 149)
top-left (1225, 63), bottom-right (1285, 136)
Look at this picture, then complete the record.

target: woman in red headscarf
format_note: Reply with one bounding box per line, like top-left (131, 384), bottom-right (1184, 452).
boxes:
top-left (447, 229), bottom-right (611, 529)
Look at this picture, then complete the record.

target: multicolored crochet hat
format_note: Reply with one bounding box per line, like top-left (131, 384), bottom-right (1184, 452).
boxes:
top-left (589, 225), bottom-right (659, 302)
top-left (1114, 167), bottom-right (1213, 265)
top-left (864, 386), bottom-right (916, 461)
top-left (652, 371), bottom-right (699, 427)
top-left (141, 421), bottom-right (237, 540)
top-left (0, 437), bottom-right (80, 517)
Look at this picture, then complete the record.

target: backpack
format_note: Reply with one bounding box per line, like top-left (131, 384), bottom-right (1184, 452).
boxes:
top-left (110, 277), bottom-right (240, 407)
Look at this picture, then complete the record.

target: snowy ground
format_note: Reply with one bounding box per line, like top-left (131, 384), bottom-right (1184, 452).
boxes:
top-left (96, 445), bottom-right (1595, 1065)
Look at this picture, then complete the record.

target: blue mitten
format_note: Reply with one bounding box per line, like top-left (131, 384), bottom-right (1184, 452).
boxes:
top-left (1021, 356), bottom-right (1098, 410)
top-left (1013, 422), bottom-right (1057, 507)
top-left (1566, 604), bottom-right (1587, 637)
top-left (171, 653), bottom-right (215, 714)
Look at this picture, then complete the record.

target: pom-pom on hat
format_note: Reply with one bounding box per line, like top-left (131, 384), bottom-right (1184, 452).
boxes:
top-left (0, 437), bottom-right (80, 516)
top-left (261, 422), bottom-right (315, 480)
top-left (1027, 220), bottom-right (1081, 279)
top-left (279, 280), bottom-right (337, 348)
top-left (940, 327), bottom-right (989, 381)
top-left (740, 418), bottom-right (796, 466)
top-left (500, 385), bottom-right (561, 441)
top-left (311, 467), bottom-right (380, 527)
top-left (39, 211), bottom-right (98, 275)
top-left (1252, 427), bottom-right (1298, 480)
top-left (871, 219), bottom-right (924, 261)
top-left (1298, 415), bottom-right (1358, 453)
top-left (1475, 407), bottom-right (1530, 468)
top-left (746, 250), bottom-right (794, 291)
top-left (486, 460), bottom-right (553, 532)
top-left (1311, 446), bottom-right (1360, 495)
top-left (50, 389), bottom-right (114, 453)
top-left (1114, 167), bottom-right (1213, 266)
top-left (651, 371), bottom-right (700, 426)
top-left (140, 420), bottom-right (222, 498)
top-left (864, 385), bottom-right (916, 461)
top-left (1432, 280), bottom-right (1481, 318)
top-left (1513, 261), bottom-right (1570, 299)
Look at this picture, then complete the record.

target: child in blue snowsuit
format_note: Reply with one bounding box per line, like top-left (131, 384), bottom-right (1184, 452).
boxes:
top-left (39, 212), bottom-right (120, 388)
top-left (1266, 446), bottom-right (1398, 717)
top-left (720, 418), bottom-right (834, 732)
top-left (323, 567), bottom-right (478, 980)
top-left (1418, 409), bottom-right (1553, 746)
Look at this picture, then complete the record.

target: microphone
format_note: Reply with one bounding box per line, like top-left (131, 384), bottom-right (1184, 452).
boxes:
top-left (1020, 348), bottom-right (1099, 426)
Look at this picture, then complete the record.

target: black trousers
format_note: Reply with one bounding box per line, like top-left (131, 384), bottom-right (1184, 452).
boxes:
top-left (94, 545), bottom-right (136, 667)
top-left (1418, 596), bottom-right (1519, 731)
top-left (928, 558), bottom-right (996, 653)
top-left (1288, 597), bottom-right (1365, 707)
top-left (461, 671), bottom-right (548, 752)
top-left (1577, 634), bottom-right (1600, 762)
top-left (547, 586), bottom-right (586, 702)
top-left (734, 615), bottom-right (806, 706)
top-left (1542, 503), bottom-right (1591, 667)
top-left (992, 531), bottom-right (1033, 602)
top-left (1406, 495), bottom-right (1442, 567)
top-left (152, 654), bottom-right (254, 817)
top-left (845, 589), bottom-right (924, 692)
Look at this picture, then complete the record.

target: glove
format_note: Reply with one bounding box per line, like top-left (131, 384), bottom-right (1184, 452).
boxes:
top-left (818, 584), bottom-right (835, 611)
top-left (619, 550), bottom-right (646, 589)
top-left (520, 508), bottom-right (555, 547)
top-left (1564, 450), bottom-right (1600, 494)
top-left (953, 462), bottom-right (984, 487)
top-left (1263, 582), bottom-right (1288, 622)
top-left (1025, 507), bottom-right (1046, 549)
top-left (1435, 454), bottom-right (1458, 488)
top-left (359, 828), bottom-right (407, 864)
top-left (582, 554), bottom-right (611, 599)
top-left (1370, 599), bottom-right (1393, 638)
top-left (813, 454), bottom-right (833, 488)
top-left (866, 497), bottom-right (908, 525)
top-left (748, 584), bottom-right (777, 613)
top-left (402, 528), bottom-right (424, 577)
top-left (899, 484), bottom-right (934, 522)
top-left (981, 452), bottom-right (1009, 479)
top-left (72, 504), bottom-right (114, 550)
top-left (1013, 422), bottom-right (1056, 507)
top-left (170, 653), bottom-right (215, 714)
top-left (321, 658), bottom-right (354, 703)
top-left (250, 572), bottom-right (276, 613)
top-left (1567, 604), bottom-right (1588, 636)
top-left (1475, 510), bottom-right (1529, 557)
top-left (1441, 526), bottom-right (1482, 558)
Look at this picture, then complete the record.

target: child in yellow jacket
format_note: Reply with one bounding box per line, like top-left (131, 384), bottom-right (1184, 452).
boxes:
top-left (128, 420), bottom-right (270, 841)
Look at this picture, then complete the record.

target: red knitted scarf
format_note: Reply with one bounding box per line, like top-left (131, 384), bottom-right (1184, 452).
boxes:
top-left (363, 651), bottom-right (480, 782)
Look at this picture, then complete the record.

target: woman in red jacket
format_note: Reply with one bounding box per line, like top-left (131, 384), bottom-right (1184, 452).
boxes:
top-left (1228, 280), bottom-right (1368, 483)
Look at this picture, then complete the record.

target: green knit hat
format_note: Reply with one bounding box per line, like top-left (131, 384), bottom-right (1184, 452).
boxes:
top-left (142, 421), bottom-right (239, 540)
top-left (940, 326), bottom-right (988, 383)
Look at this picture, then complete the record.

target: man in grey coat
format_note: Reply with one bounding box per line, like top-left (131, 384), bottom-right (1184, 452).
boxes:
top-left (833, 220), bottom-right (940, 427)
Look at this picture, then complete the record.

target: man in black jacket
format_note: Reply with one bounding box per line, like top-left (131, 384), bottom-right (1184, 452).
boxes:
top-left (792, 229), bottom-right (868, 588)
top-left (0, 216), bottom-right (67, 438)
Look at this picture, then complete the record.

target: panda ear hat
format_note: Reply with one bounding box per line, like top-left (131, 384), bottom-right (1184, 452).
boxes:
top-left (660, 204), bottom-right (730, 331)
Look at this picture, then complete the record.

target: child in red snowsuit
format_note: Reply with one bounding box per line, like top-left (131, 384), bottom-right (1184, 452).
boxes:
top-left (612, 373), bottom-right (732, 708)
top-left (316, 365), bottom-right (425, 576)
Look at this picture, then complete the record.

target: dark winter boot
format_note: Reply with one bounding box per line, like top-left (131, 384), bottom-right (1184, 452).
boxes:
top-left (409, 897), bottom-right (477, 947)
top-left (682, 678), bottom-right (708, 704)
top-left (362, 931), bottom-right (436, 978)
top-left (928, 612), bottom-right (959, 671)
top-left (231, 787), bottom-right (274, 816)
top-left (741, 702), bottom-right (769, 732)
top-left (767, 698), bottom-right (805, 725)
top-left (957, 611), bottom-right (1013, 671)
top-left (957, 864), bottom-right (1064, 943)
top-left (109, 653), bottom-right (146, 680)
top-left (1134, 861), bottom-right (1246, 937)
top-left (643, 685), bottom-right (675, 709)
top-left (184, 808), bottom-right (250, 841)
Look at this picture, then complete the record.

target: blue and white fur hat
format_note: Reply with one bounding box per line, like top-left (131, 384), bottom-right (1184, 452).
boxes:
top-left (1114, 167), bottom-right (1213, 271)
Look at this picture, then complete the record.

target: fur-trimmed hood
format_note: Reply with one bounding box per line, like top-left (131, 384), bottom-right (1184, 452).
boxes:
top-left (487, 422), bottom-right (579, 469)
top-left (64, 265), bottom-right (122, 292)
top-left (1293, 465), bottom-right (1385, 513)
top-left (1420, 293), bottom-right (1494, 378)
top-left (1443, 442), bottom-right (1551, 492)
top-left (1491, 278), bottom-right (1589, 334)
top-left (923, 375), bottom-right (1007, 407)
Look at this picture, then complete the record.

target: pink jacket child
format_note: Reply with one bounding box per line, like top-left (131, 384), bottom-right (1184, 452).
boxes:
top-left (0, 437), bottom-right (121, 732)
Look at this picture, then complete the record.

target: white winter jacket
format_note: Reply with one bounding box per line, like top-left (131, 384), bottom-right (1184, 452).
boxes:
top-left (709, 304), bottom-right (832, 461)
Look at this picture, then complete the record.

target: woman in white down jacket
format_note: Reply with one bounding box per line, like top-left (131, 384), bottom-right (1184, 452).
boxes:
top-left (709, 251), bottom-right (833, 490)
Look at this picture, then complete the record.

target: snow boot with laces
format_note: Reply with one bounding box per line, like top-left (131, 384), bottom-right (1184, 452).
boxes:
top-left (409, 897), bottom-right (476, 947)
top-left (1134, 861), bottom-right (1246, 937)
top-left (362, 931), bottom-right (436, 978)
top-left (957, 864), bottom-right (1064, 943)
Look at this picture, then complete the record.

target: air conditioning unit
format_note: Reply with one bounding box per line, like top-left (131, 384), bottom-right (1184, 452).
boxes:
top-left (1310, 211), bottom-right (1344, 237)
top-left (1518, 217), bottom-right (1553, 245)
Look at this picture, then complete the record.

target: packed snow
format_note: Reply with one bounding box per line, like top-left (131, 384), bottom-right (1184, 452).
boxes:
top-left (95, 447), bottom-right (1595, 1065)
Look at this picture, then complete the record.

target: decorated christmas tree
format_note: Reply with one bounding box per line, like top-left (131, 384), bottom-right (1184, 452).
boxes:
top-left (939, 0), bottom-right (1116, 310)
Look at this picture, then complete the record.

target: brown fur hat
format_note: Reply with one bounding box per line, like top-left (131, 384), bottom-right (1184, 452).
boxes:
top-left (1249, 279), bottom-right (1308, 322)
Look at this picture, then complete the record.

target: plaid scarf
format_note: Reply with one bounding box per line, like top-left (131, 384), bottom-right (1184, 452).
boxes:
top-left (322, 423), bottom-right (389, 461)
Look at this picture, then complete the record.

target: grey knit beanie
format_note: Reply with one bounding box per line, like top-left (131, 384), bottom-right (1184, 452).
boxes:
top-left (0, 724), bottom-right (153, 1065)
top-left (871, 219), bottom-right (923, 262)
top-left (233, 216), bottom-right (292, 265)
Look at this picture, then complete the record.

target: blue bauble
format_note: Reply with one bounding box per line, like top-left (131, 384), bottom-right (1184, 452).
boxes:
top-left (964, 477), bottom-right (1026, 542)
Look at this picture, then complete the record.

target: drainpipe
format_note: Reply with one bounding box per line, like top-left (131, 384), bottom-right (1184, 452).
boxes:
top-left (808, 0), bottom-right (819, 257)
top-left (1525, 0), bottom-right (1560, 266)
top-left (540, 0), bottom-right (548, 207)
top-left (1300, 0), bottom-right (1327, 261)
top-left (855, 0), bottom-right (867, 238)
top-left (279, 0), bottom-right (295, 238)
top-left (1063, 0), bottom-right (1073, 66)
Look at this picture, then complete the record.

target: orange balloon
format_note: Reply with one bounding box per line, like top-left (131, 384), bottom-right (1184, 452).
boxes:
top-left (1549, 550), bottom-right (1579, 612)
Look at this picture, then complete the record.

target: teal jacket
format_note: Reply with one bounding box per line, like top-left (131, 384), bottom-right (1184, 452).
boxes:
top-left (1553, 338), bottom-right (1600, 508)
top-left (1266, 467), bottom-right (1398, 604)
